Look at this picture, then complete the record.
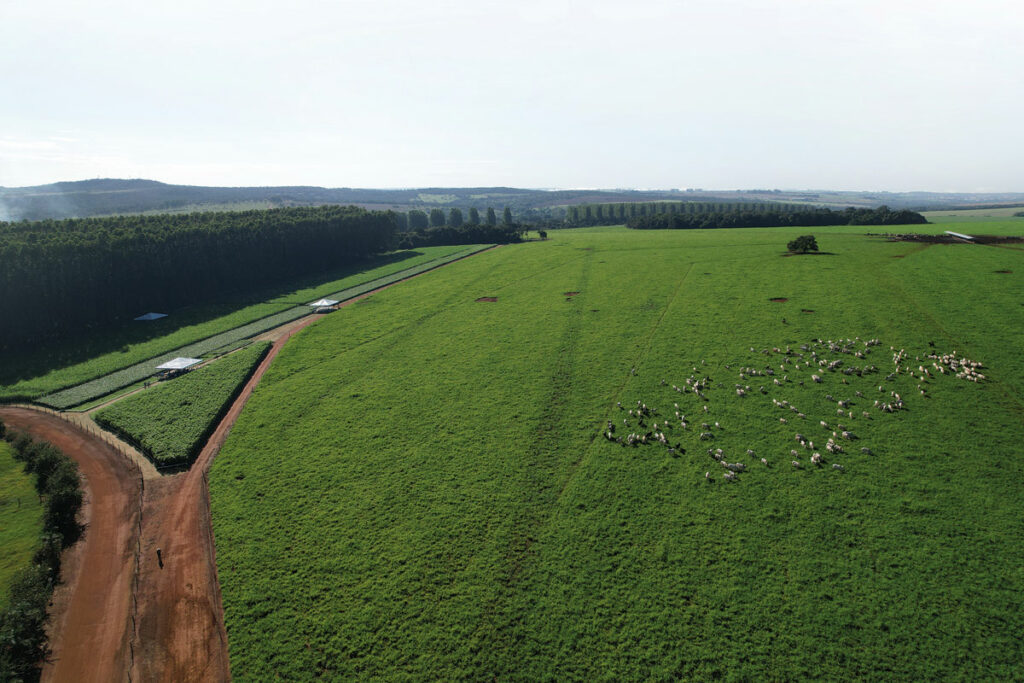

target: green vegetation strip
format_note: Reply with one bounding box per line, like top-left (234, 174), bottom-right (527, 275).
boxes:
top-left (95, 343), bottom-right (271, 467)
top-left (211, 224), bottom-right (1022, 680)
top-left (0, 245), bottom-right (471, 403)
top-left (35, 245), bottom-right (490, 409)
top-left (0, 440), bottom-right (44, 610)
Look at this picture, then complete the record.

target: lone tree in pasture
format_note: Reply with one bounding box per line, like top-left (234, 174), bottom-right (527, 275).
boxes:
top-left (538, 230), bottom-right (548, 240)
top-left (448, 208), bottom-right (464, 228)
top-left (429, 208), bottom-right (446, 227)
top-left (486, 207), bottom-right (497, 226)
top-left (468, 207), bottom-right (480, 225)
top-left (502, 206), bottom-right (513, 226)
top-left (787, 235), bottom-right (819, 254)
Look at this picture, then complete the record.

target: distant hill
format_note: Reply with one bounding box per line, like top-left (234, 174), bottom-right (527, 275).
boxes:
top-left (2, 178), bottom-right (1024, 222)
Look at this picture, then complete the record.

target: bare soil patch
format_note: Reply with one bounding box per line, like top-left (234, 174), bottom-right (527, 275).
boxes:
top-left (874, 232), bottom-right (1024, 245)
top-left (476, 297), bottom-right (498, 303)
top-left (769, 297), bottom-right (788, 303)
top-left (995, 270), bottom-right (1012, 273)
top-left (564, 292), bottom-right (580, 297)
top-left (801, 309), bottom-right (815, 314)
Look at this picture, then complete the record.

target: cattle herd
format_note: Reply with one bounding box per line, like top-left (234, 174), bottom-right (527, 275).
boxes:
top-left (602, 336), bottom-right (986, 484)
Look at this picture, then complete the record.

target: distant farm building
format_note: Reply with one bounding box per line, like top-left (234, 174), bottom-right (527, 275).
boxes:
top-left (309, 298), bottom-right (339, 313)
top-left (155, 357), bottom-right (202, 379)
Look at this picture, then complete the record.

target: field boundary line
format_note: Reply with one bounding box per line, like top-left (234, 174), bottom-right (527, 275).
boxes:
top-left (36, 245), bottom-right (495, 409)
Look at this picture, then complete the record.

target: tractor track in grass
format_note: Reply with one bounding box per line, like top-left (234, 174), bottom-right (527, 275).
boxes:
top-left (3, 245), bottom-right (501, 682)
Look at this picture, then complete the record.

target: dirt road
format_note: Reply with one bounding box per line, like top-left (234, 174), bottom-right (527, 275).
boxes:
top-left (0, 407), bottom-right (140, 683)
top-left (8, 245), bottom-right (500, 681)
top-left (130, 313), bottom-right (321, 682)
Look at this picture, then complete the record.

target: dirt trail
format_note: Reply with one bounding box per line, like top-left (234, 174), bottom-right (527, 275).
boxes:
top-left (0, 407), bottom-right (140, 683)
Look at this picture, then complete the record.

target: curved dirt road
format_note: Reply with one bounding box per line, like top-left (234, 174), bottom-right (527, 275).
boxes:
top-left (0, 407), bottom-right (140, 683)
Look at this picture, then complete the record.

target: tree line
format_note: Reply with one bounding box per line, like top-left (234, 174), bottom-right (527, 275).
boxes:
top-left (0, 206), bottom-right (398, 350)
top-left (564, 201), bottom-right (796, 226)
top-left (0, 419), bottom-right (83, 681)
top-left (626, 205), bottom-right (928, 230)
top-left (394, 206), bottom-right (514, 231)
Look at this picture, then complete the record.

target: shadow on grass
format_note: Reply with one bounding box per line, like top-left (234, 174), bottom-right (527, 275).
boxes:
top-left (780, 251), bottom-right (838, 257)
top-left (0, 250), bottom-right (424, 387)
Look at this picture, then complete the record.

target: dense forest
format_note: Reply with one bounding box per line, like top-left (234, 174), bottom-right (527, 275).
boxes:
top-left (0, 206), bottom-right (396, 349)
top-left (626, 205), bottom-right (928, 230)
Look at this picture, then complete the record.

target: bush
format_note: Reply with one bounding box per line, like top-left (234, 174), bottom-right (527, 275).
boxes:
top-left (787, 235), bottom-right (819, 254)
top-left (0, 432), bottom-right (84, 681)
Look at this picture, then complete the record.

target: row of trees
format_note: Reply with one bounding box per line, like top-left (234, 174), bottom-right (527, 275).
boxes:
top-left (395, 206), bottom-right (514, 231)
top-left (0, 206), bottom-right (398, 349)
top-left (627, 206), bottom-right (928, 230)
top-left (564, 201), bottom-right (805, 226)
top-left (0, 420), bottom-right (83, 681)
top-left (397, 224), bottom-right (523, 249)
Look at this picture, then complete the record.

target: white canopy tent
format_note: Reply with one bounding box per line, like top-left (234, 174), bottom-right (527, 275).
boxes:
top-left (134, 312), bottom-right (168, 321)
top-left (155, 357), bottom-right (203, 371)
top-left (309, 298), bottom-right (339, 307)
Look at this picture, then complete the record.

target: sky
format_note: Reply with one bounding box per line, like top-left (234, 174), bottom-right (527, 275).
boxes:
top-left (2, 0), bottom-right (1023, 191)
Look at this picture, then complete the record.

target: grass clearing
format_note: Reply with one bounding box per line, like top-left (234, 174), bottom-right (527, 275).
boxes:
top-left (210, 225), bottom-right (1022, 680)
top-left (95, 342), bottom-right (271, 467)
top-left (0, 441), bottom-right (44, 610)
top-left (0, 245), bottom-right (476, 403)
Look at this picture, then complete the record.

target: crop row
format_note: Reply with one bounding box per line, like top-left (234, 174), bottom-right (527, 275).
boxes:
top-left (37, 244), bottom-right (491, 409)
top-left (94, 342), bottom-right (271, 467)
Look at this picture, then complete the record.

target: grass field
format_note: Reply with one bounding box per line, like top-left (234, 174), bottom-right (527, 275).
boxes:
top-left (209, 223), bottom-right (1023, 680)
top-left (923, 207), bottom-right (1024, 223)
top-left (0, 245), bottom-right (476, 404)
top-left (95, 342), bottom-right (271, 467)
top-left (0, 441), bottom-right (44, 610)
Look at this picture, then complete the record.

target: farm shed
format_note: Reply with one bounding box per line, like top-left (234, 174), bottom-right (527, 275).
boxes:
top-left (155, 357), bottom-right (203, 378)
top-left (309, 298), bottom-right (340, 313)
top-left (134, 312), bottom-right (168, 321)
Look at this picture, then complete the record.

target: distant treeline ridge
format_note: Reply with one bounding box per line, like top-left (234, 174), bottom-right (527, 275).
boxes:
top-left (564, 201), bottom-right (928, 228)
top-left (627, 205), bottom-right (928, 230)
top-left (0, 206), bottom-right (396, 350)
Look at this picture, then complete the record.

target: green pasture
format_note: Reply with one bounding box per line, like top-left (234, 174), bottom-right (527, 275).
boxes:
top-left (923, 207), bottom-right (1024, 223)
top-left (0, 245), bottom-right (479, 406)
top-left (95, 342), bottom-right (271, 467)
top-left (0, 441), bottom-right (44, 610)
top-left (209, 223), bottom-right (1023, 680)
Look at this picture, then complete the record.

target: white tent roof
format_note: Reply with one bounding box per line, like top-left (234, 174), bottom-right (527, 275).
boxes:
top-left (155, 357), bottom-right (203, 371)
top-left (134, 312), bottom-right (168, 321)
top-left (309, 298), bottom-right (339, 307)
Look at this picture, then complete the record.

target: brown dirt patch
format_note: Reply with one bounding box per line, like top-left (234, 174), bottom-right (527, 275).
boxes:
top-left (801, 309), bottom-right (815, 314)
top-left (476, 297), bottom-right (498, 302)
top-left (995, 270), bottom-right (1012, 273)
top-left (563, 292), bottom-right (580, 297)
top-left (769, 297), bottom-right (788, 302)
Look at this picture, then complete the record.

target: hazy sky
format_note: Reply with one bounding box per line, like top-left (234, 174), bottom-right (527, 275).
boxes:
top-left (2, 0), bottom-right (1022, 190)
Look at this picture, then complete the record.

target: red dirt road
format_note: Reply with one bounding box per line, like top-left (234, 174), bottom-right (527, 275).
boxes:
top-left (0, 407), bottom-right (140, 683)
top-left (8, 246), bottom-right (501, 681)
top-left (130, 314), bottom-right (320, 682)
